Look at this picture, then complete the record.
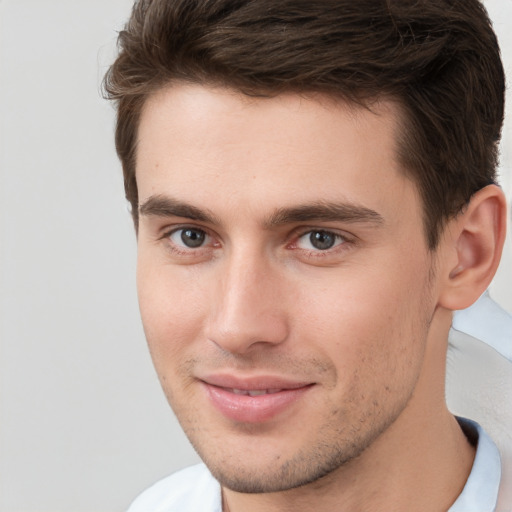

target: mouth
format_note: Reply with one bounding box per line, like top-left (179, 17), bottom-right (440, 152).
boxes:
top-left (200, 376), bottom-right (314, 423)
top-left (228, 387), bottom-right (290, 396)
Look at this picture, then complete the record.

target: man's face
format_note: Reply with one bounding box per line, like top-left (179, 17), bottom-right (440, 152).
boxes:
top-left (135, 84), bottom-right (440, 493)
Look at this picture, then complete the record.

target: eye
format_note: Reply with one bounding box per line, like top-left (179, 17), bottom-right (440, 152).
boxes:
top-left (296, 230), bottom-right (345, 251)
top-left (169, 227), bottom-right (209, 248)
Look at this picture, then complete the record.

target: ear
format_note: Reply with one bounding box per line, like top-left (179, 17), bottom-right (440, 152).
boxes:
top-left (438, 184), bottom-right (507, 310)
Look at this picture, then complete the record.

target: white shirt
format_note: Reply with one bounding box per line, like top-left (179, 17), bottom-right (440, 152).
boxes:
top-left (453, 292), bottom-right (512, 362)
top-left (127, 419), bottom-right (501, 512)
top-left (449, 419), bottom-right (501, 512)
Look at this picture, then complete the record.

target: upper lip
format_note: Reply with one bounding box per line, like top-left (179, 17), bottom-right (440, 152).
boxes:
top-left (199, 373), bottom-right (314, 391)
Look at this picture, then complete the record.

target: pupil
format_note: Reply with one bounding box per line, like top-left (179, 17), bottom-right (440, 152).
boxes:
top-left (181, 229), bottom-right (205, 248)
top-left (310, 231), bottom-right (335, 250)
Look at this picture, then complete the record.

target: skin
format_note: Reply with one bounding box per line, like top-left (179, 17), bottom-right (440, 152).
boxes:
top-left (135, 84), bottom-right (476, 512)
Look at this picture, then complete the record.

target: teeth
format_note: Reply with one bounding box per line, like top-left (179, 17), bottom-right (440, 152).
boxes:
top-left (248, 390), bottom-right (267, 397)
top-left (230, 388), bottom-right (282, 396)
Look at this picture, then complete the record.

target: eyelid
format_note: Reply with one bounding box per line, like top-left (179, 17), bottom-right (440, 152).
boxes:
top-left (293, 225), bottom-right (352, 241)
top-left (286, 227), bottom-right (357, 260)
top-left (157, 223), bottom-right (355, 258)
top-left (160, 223), bottom-right (209, 240)
top-left (170, 227), bottom-right (208, 247)
top-left (297, 229), bottom-right (345, 247)
top-left (160, 224), bottom-right (220, 254)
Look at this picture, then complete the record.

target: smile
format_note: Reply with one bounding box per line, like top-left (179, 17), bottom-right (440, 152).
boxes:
top-left (200, 377), bottom-right (314, 423)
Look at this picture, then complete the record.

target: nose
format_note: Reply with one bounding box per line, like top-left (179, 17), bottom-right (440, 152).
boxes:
top-left (206, 251), bottom-right (289, 355)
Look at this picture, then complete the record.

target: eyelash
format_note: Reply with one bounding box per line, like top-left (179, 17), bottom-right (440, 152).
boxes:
top-left (160, 226), bottom-right (216, 256)
top-left (160, 226), bottom-right (354, 259)
top-left (293, 229), bottom-right (348, 253)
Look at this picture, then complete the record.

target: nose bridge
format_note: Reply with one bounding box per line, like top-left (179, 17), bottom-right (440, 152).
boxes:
top-left (207, 245), bottom-right (289, 354)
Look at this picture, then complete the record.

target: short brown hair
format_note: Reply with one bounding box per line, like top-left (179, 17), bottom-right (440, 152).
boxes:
top-left (104, 0), bottom-right (505, 248)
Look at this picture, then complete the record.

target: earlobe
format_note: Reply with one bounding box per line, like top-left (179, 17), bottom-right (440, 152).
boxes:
top-left (439, 185), bottom-right (507, 311)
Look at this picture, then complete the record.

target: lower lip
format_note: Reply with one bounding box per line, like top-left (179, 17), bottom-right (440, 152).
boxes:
top-left (203, 383), bottom-right (313, 423)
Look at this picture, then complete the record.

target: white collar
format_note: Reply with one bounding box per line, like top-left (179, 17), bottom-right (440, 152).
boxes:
top-left (449, 418), bottom-right (501, 512)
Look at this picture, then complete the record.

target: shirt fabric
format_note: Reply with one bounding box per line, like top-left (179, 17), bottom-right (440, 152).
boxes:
top-left (127, 418), bottom-right (501, 512)
top-left (452, 292), bottom-right (512, 362)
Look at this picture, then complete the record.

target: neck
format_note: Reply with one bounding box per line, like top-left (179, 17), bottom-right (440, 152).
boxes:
top-left (222, 310), bottom-right (475, 512)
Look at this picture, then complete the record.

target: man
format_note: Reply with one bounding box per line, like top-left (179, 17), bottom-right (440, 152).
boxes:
top-left (104, 0), bottom-right (509, 510)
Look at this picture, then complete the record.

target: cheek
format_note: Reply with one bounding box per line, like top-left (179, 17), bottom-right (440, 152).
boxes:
top-left (136, 260), bottom-right (208, 368)
top-left (297, 264), bottom-right (431, 389)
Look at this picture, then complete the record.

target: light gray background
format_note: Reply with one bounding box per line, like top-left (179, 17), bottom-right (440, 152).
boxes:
top-left (0, 1), bottom-right (510, 511)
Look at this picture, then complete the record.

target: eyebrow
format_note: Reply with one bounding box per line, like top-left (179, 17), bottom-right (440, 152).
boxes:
top-left (139, 195), bottom-right (384, 228)
top-left (265, 202), bottom-right (384, 227)
top-left (139, 195), bottom-right (219, 224)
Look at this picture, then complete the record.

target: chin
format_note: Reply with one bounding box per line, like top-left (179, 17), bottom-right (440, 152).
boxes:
top-left (194, 433), bottom-right (372, 494)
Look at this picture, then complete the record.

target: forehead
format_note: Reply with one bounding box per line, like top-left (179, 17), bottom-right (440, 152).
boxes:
top-left (135, 83), bottom-right (418, 225)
